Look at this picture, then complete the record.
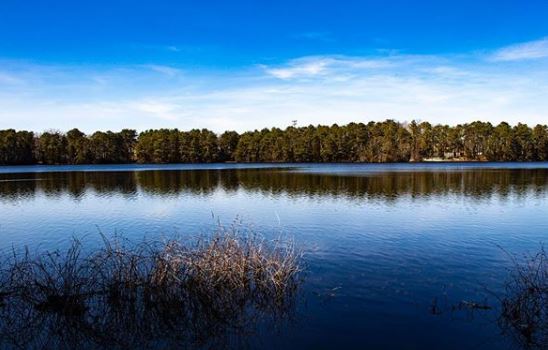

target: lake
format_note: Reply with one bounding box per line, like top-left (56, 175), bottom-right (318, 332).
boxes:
top-left (1, 163), bottom-right (547, 349)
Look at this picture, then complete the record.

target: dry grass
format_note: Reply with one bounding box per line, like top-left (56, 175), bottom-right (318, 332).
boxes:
top-left (0, 224), bottom-right (302, 349)
top-left (499, 246), bottom-right (547, 349)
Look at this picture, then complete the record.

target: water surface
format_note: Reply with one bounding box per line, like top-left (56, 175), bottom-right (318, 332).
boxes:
top-left (1, 163), bottom-right (547, 349)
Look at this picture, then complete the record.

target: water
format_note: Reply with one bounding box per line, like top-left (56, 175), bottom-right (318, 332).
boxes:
top-left (1, 163), bottom-right (547, 349)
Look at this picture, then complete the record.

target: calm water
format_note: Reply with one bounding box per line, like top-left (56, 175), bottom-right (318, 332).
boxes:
top-left (1, 163), bottom-right (548, 349)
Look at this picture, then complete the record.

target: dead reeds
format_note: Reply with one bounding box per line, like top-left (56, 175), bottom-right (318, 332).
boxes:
top-left (499, 246), bottom-right (547, 349)
top-left (0, 224), bottom-right (302, 349)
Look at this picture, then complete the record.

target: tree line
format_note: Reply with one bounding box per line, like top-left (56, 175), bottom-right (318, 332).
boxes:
top-left (1, 120), bottom-right (548, 165)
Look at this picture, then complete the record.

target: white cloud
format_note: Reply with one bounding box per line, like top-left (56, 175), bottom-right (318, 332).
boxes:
top-left (0, 72), bottom-right (25, 85)
top-left (129, 100), bottom-right (179, 121)
top-left (166, 46), bottom-right (181, 52)
top-left (143, 64), bottom-right (182, 77)
top-left (293, 31), bottom-right (334, 42)
top-left (263, 57), bottom-right (333, 79)
top-left (2, 39), bottom-right (548, 133)
top-left (263, 56), bottom-right (393, 80)
top-left (491, 38), bottom-right (548, 61)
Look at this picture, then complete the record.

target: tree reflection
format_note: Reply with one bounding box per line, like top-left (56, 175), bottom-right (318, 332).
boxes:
top-left (1, 168), bottom-right (548, 202)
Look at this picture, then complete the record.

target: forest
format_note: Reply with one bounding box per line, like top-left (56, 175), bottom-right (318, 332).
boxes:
top-left (0, 120), bottom-right (547, 165)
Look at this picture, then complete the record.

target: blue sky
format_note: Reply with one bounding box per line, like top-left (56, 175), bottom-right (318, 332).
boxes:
top-left (1, 0), bottom-right (548, 132)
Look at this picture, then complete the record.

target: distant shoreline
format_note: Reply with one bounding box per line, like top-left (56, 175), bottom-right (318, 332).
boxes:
top-left (2, 159), bottom-right (547, 167)
top-left (2, 162), bottom-right (548, 177)
top-left (2, 120), bottom-right (547, 165)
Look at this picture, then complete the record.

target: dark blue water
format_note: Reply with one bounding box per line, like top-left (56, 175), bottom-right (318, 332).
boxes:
top-left (1, 163), bottom-right (547, 349)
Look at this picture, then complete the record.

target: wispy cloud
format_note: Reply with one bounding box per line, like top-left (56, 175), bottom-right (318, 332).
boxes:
top-left (0, 72), bottom-right (25, 85)
top-left (491, 37), bottom-right (548, 61)
top-left (263, 57), bottom-right (333, 79)
top-left (166, 46), bottom-right (181, 52)
top-left (131, 44), bottom-right (198, 54)
top-left (2, 38), bottom-right (548, 133)
top-left (293, 31), bottom-right (334, 42)
top-left (263, 56), bottom-right (392, 80)
top-left (142, 64), bottom-right (183, 77)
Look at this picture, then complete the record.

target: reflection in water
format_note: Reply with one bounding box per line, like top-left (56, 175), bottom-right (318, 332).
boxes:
top-left (0, 227), bottom-right (301, 349)
top-left (0, 165), bottom-right (546, 349)
top-left (1, 168), bottom-right (548, 201)
top-left (429, 246), bottom-right (547, 350)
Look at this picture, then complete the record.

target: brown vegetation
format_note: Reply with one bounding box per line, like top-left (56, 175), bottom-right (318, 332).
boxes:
top-left (499, 246), bottom-right (547, 349)
top-left (0, 226), bottom-right (302, 349)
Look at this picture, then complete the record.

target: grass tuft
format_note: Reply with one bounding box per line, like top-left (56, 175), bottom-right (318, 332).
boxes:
top-left (499, 246), bottom-right (547, 349)
top-left (0, 223), bottom-right (302, 349)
